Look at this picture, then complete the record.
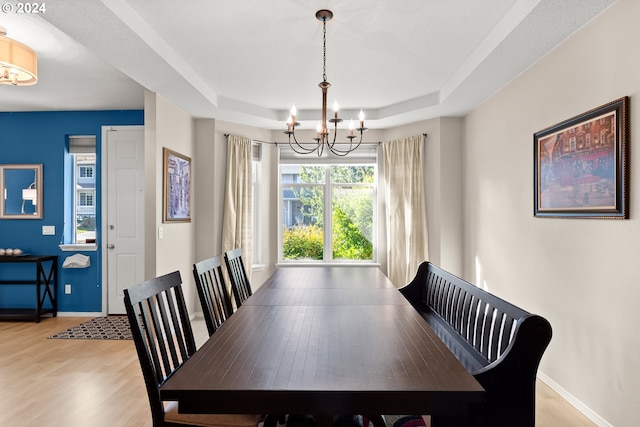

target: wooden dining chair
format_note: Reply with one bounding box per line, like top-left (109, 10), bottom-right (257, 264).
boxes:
top-left (193, 256), bottom-right (234, 337)
top-left (124, 270), bottom-right (272, 427)
top-left (223, 248), bottom-right (252, 308)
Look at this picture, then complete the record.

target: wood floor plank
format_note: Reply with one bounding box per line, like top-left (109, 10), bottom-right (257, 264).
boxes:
top-left (0, 317), bottom-right (593, 426)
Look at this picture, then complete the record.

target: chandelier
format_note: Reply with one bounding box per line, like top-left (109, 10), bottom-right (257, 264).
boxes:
top-left (0, 26), bottom-right (38, 85)
top-left (285, 9), bottom-right (367, 156)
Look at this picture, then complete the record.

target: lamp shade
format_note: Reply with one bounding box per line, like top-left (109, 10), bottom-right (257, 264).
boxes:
top-left (22, 188), bottom-right (37, 205)
top-left (0, 27), bottom-right (37, 85)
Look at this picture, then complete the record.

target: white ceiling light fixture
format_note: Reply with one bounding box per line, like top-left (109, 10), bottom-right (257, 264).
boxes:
top-left (285, 10), bottom-right (367, 156)
top-left (0, 26), bottom-right (38, 86)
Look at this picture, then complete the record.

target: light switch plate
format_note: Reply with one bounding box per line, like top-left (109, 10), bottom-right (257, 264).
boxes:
top-left (42, 225), bottom-right (55, 235)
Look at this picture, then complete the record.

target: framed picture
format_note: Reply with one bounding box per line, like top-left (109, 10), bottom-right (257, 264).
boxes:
top-left (534, 96), bottom-right (629, 219)
top-left (163, 148), bottom-right (191, 223)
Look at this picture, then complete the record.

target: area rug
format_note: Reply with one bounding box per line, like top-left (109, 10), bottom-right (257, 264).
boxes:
top-left (48, 316), bottom-right (132, 340)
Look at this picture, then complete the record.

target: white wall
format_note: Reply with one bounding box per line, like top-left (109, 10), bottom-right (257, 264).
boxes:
top-left (464, 0), bottom-right (639, 425)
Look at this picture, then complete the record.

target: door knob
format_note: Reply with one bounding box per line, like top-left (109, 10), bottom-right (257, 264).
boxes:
top-left (107, 244), bottom-right (115, 249)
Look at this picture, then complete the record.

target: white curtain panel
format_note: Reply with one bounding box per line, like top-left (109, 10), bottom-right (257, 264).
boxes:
top-left (382, 135), bottom-right (429, 287)
top-left (221, 134), bottom-right (253, 278)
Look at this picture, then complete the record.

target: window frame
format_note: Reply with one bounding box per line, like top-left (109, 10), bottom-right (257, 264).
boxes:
top-left (278, 161), bottom-right (378, 265)
top-left (71, 154), bottom-right (97, 244)
top-left (251, 142), bottom-right (263, 267)
top-left (79, 165), bottom-right (94, 178)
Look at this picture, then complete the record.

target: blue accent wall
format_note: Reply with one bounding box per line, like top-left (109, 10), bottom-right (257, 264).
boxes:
top-left (0, 111), bottom-right (143, 313)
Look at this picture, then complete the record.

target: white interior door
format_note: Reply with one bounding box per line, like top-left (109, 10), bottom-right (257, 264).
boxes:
top-left (103, 126), bottom-right (145, 314)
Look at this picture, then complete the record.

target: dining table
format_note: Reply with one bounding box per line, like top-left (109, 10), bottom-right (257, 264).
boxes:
top-left (160, 266), bottom-right (485, 426)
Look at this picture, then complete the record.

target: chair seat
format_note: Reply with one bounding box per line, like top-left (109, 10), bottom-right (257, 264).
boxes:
top-left (165, 401), bottom-right (264, 427)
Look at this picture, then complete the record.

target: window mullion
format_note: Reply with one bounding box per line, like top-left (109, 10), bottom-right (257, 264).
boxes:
top-left (323, 165), bottom-right (332, 262)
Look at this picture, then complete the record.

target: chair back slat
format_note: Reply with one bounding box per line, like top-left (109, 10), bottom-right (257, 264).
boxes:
top-left (224, 248), bottom-right (252, 308)
top-left (194, 256), bottom-right (234, 336)
top-left (124, 270), bottom-right (196, 426)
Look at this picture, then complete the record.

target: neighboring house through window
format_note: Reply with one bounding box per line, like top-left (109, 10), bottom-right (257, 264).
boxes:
top-left (73, 155), bottom-right (96, 243)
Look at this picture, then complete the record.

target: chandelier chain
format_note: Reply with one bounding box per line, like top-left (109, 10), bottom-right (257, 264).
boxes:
top-left (322, 20), bottom-right (327, 82)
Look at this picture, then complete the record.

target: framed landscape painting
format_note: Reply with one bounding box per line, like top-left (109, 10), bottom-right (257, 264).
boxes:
top-left (533, 96), bottom-right (629, 219)
top-left (163, 148), bottom-right (191, 223)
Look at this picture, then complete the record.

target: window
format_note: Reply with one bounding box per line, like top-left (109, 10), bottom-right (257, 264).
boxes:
top-left (79, 165), bottom-right (94, 178)
top-left (279, 163), bottom-right (377, 263)
top-left (63, 135), bottom-right (97, 247)
top-left (251, 142), bottom-right (262, 266)
top-left (73, 155), bottom-right (96, 243)
top-left (79, 191), bottom-right (94, 207)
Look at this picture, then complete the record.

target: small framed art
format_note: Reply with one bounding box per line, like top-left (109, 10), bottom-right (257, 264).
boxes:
top-left (163, 148), bottom-right (191, 223)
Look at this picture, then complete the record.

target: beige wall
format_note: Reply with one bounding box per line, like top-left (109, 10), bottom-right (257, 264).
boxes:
top-left (145, 93), bottom-right (197, 315)
top-left (464, 0), bottom-right (639, 425)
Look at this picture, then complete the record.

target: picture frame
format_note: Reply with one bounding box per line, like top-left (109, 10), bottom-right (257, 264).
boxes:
top-left (534, 96), bottom-right (629, 219)
top-left (163, 148), bottom-right (191, 223)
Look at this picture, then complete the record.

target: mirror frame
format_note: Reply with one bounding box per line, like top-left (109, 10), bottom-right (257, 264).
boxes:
top-left (0, 164), bottom-right (43, 219)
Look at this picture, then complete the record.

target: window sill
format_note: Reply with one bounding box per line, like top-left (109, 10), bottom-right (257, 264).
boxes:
top-left (276, 262), bottom-right (381, 268)
top-left (59, 244), bottom-right (98, 252)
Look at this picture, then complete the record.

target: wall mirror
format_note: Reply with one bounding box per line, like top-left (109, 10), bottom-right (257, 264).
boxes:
top-left (0, 164), bottom-right (43, 219)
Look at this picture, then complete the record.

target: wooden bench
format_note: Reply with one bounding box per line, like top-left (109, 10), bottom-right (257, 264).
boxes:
top-left (399, 262), bottom-right (552, 427)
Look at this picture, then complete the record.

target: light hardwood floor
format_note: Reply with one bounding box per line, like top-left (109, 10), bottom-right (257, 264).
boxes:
top-left (0, 317), bottom-right (595, 427)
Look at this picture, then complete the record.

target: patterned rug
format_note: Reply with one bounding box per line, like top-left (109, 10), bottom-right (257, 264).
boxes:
top-left (49, 316), bottom-right (132, 340)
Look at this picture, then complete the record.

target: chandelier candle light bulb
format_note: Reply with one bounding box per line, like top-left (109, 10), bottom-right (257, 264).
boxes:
top-left (284, 10), bottom-right (367, 157)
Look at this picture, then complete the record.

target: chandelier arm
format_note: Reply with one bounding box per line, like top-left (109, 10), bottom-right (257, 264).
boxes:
top-left (329, 121), bottom-right (339, 147)
top-left (328, 131), bottom-right (364, 156)
top-left (288, 131), bottom-right (320, 155)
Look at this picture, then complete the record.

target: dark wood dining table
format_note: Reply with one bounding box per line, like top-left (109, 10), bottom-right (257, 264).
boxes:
top-left (160, 266), bottom-right (485, 425)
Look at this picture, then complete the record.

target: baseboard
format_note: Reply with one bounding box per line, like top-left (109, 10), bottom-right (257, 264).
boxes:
top-left (57, 311), bottom-right (204, 320)
top-left (538, 371), bottom-right (612, 427)
top-left (57, 312), bottom-right (104, 317)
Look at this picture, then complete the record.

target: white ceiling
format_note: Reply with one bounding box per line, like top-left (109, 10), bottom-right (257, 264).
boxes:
top-left (0, 0), bottom-right (616, 129)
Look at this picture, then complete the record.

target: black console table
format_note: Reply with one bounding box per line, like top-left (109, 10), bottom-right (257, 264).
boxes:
top-left (0, 255), bottom-right (58, 323)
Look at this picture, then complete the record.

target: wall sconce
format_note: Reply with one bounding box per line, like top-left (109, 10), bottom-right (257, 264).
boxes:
top-left (21, 182), bottom-right (37, 214)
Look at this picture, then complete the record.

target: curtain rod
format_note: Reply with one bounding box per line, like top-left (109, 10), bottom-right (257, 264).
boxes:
top-left (224, 133), bottom-right (380, 145)
top-left (225, 133), bottom-right (427, 144)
